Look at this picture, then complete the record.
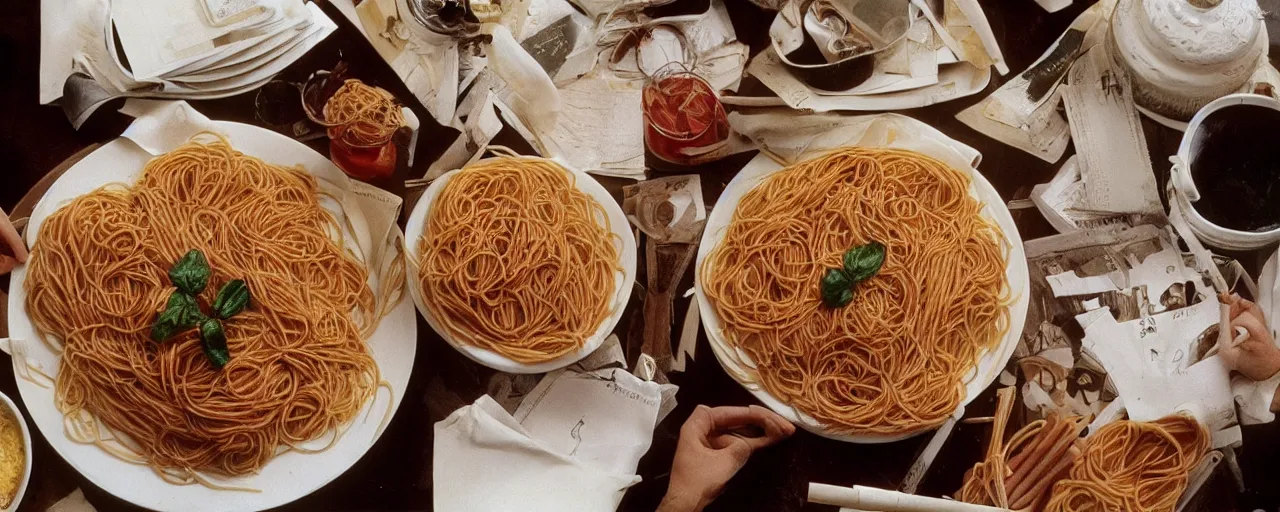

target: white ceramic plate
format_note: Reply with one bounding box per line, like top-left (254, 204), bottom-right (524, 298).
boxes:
top-left (405, 156), bottom-right (637, 374)
top-left (3, 122), bottom-right (417, 511)
top-left (694, 148), bottom-right (1030, 444)
top-left (0, 392), bottom-right (31, 512)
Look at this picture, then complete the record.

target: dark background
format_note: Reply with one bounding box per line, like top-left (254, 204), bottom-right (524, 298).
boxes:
top-left (1, 0), bottom-right (1278, 510)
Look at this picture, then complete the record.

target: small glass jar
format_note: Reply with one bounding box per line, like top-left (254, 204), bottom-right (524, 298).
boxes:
top-left (302, 71), bottom-right (401, 181)
top-left (642, 64), bottom-right (730, 166)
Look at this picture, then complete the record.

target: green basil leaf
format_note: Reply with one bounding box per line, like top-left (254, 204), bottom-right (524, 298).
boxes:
top-left (843, 242), bottom-right (886, 283)
top-left (212, 280), bottom-right (251, 319)
top-left (169, 249), bottom-right (211, 295)
top-left (199, 318), bottom-right (232, 370)
top-left (149, 318), bottom-right (179, 343)
top-left (150, 291), bottom-right (202, 342)
top-left (820, 268), bottom-right (855, 308)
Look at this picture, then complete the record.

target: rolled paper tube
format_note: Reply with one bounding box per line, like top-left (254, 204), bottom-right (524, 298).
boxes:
top-left (808, 483), bottom-right (1013, 512)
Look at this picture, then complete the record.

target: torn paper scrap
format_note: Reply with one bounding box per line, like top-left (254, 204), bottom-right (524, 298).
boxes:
top-left (1061, 46), bottom-right (1161, 215)
top-left (1077, 299), bottom-right (1238, 438)
top-left (622, 175), bottom-right (707, 244)
top-left (745, 47), bottom-right (990, 111)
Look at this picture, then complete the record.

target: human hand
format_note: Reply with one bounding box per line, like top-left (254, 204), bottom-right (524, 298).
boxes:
top-left (657, 405), bottom-right (795, 512)
top-left (1218, 293), bottom-right (1280, 382)
top-left (0, 209), bottom-right (27, 275)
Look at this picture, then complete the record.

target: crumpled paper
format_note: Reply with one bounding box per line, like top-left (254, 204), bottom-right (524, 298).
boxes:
top-left (433, 396), bottom-right (640, 512)
top-left (434, 335), bottom-right (677, 511)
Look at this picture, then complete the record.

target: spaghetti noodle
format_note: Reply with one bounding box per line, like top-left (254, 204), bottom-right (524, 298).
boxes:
top-left (23, 135), bottom-right (387, 484)
top-left (323, 79), bottom-right (405, 146)
top-left (702, 147), bottom-right (1010, 434)
top-left (416, 156), bottom-right (622, 364)
top-left (1044, 415), bottom-right (1208, 512)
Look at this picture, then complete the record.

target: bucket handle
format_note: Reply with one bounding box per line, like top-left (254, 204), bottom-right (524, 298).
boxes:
top-left (1168, 155), bottom-right (1201, 202)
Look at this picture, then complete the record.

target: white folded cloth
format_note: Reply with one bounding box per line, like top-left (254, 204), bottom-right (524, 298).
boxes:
top-left (433, 395), bottom-right (641, 512)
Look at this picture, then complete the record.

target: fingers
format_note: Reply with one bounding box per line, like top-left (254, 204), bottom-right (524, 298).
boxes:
top-left (0, 210), bottom-right (26, 264)
top-left (748, 405), bottom-right (796, 442)
top-left (685, 405), bottom-right (797, 450)
top-left (681, 405), bottom-right (717, 439)
top-left (703, 405), bottom-right (796, 452)
top-left (0, 255), bottom-right (16, 275)
top-left (1231, 313), bottom-right (1271, 348)
top-left (1226, 294), bottom-right (1264, 323)
top-left (703, 405), bottom-right (796, 436)
top-left (721, 436), bottom-right (755, 466)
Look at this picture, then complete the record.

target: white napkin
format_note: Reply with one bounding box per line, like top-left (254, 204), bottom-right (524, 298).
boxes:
top-left (433, 396), bottom-right (640, 512)
top-left (46, 489), bottom-right (96, 512)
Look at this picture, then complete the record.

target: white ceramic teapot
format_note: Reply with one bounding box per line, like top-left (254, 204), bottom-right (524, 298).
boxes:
top-left (1109, 0), bottom-right (1267, 121)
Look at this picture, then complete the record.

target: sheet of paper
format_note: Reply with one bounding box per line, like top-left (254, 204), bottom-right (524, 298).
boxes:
top-left (176, 17), bottom-right (315, 81)
top-left (434, 396), bottom-right (640, 512)
top-left (1035, 0), bottom-right (1073, 12)
top-left (539, 75), bottom-right (645, 178)
top-left (943, 0), bottom-right (1006, 73)
top-left (952, 0), bottom-right (1110, 163)
top-left (163, 10), bottom-right (306, 77)
top-left (1046, 271), bottom-right (1119, 297)
top-left (1031, 156), bottom-right (1149, 232)
top-left (172, 12), bottom-right (332, 89)
top-left (1061, 46), bottom-right (1161, 215)
top-left (487, 24), bottom-right (561, 134)
top-left (422, 89), bottom-right (502, 182)
top-left (512, 367), bottom-right (662, 476)
top-left (47, 488), bottom-right (96, 512)
top-left (40, 0), bottom-right (110, 103)
top-left (604, 0), bottom-right (745, 91)
top-left (1078, 299), bottom-right (1237, 436)
top-left (726, 110), bottom-right (982, 167)
top-left (111, 0), bottom-right (290, 80)
top-left (42, 0), bottom-right (329, 127)
top-left (747, 48), bottom-right (989, 111)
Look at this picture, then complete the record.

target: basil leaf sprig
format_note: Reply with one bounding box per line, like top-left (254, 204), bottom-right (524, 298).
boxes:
top-left (149, 292), bottom-right (203, 342)
top-left (199, 319), bottom-right (232, 369)
top-left (212, 279), bottom-right (250, 319)
top-left (150, 249), bottom-right (251, 370)
top-left (169, 249), bottom-right (211, 295)
top-left (820, 241), bottom-right (886, 308)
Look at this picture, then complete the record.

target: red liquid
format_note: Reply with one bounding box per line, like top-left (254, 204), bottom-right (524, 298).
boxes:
top-left (643, 73), bottom-right (729, 165)
top-left (328, 126), bottom-right (397, 181)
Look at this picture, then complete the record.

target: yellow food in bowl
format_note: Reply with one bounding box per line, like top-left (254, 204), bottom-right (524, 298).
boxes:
top-left (0, 404), bottom-right (23, 509)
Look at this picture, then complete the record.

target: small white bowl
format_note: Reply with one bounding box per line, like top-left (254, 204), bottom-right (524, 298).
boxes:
top-left (404, 155), bottom-right (637, 374)
top-left (1170, 93), bottom-right (1280, 251)
top-left (0, 392), bottom-right (32, 512)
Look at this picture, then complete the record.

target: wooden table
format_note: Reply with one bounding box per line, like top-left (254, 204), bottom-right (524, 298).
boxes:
top-left (1, 0), bottom-right (1277, 510)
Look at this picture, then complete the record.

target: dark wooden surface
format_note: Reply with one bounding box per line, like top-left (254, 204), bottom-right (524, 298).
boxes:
top-left (2, 0), bottom-right (1278, 510)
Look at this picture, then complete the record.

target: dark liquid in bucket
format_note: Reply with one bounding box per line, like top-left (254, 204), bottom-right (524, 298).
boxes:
top-left (1190, 104), bottom-right (1280, 232)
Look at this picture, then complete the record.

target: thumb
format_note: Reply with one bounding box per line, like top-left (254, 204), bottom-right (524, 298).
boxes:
top-left (0, 254), bottom-right (16, 275)
top-left (718, 435), bottom-right (755, 466)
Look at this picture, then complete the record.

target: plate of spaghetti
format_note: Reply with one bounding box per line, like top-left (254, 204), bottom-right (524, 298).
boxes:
top-left (695, 120), bottom-right (1029, 442)
top-left (405, 151), bottom-right (636, 374)
top-left (4, 120), bottom-right (415, 511)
